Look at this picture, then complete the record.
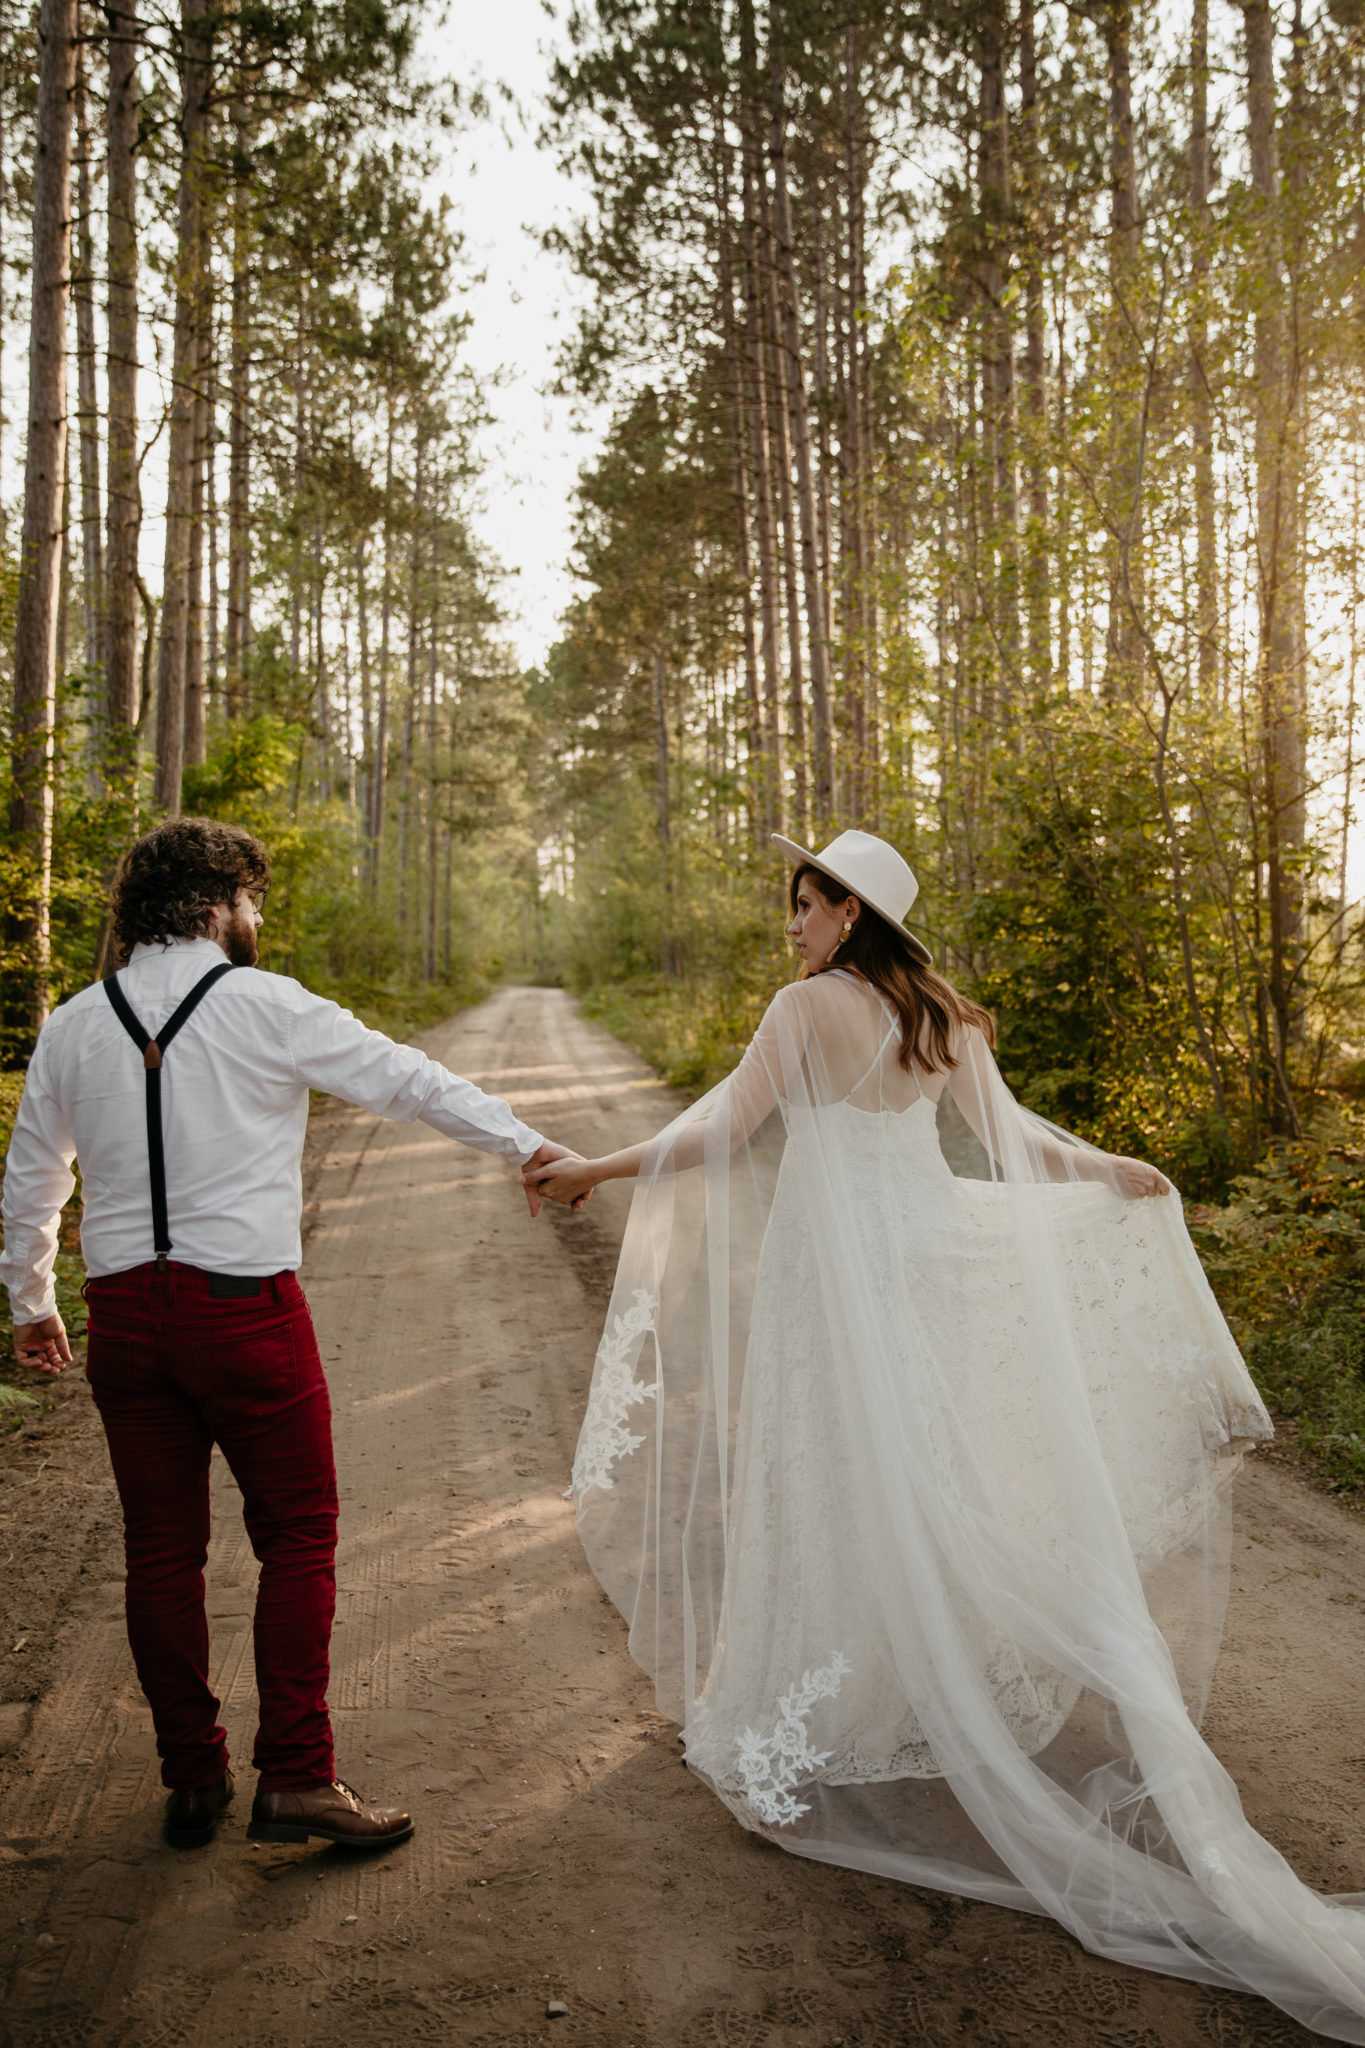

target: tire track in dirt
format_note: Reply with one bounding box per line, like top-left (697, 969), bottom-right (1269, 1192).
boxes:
top-left (0, 985), bottom-right (1358, 2046)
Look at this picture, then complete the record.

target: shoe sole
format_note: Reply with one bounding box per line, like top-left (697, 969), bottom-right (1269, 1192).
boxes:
top-left (246, 1818), bottom-right (415, 1849)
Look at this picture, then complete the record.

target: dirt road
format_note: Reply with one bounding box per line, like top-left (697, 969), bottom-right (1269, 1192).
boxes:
top-left (1, 984), bottom-right (1362, 2048)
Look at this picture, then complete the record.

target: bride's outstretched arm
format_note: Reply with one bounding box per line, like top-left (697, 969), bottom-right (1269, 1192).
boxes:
top-left (524, 988), bottom-right (801, 1206)
top-left (947, 1027), bottom-right (1171, 1198)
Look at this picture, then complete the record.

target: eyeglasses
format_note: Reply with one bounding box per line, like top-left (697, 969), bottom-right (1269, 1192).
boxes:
top-left (244, 887), bottom-right (269, 909)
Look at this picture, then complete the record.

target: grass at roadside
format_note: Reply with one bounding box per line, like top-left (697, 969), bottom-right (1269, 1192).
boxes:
top-left (1188, 1107), bottom-right (1365, 1496)
top-left (579, 969), bottom-right (779, 1099)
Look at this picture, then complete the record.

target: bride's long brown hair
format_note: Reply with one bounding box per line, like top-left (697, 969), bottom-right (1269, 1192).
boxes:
top-left (791, 863), bottom-right (996, 1074)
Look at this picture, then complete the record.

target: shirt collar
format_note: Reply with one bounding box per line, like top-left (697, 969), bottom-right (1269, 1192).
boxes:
top-left (128, 935), bottom-right (228, 962)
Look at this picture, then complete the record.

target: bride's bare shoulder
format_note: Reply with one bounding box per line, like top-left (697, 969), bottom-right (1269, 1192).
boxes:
top-left (764, 970), bottom-right (875, 1028)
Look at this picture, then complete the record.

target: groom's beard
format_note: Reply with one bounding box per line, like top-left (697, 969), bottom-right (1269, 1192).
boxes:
top-left (222, 909), bottom-right (260, 967)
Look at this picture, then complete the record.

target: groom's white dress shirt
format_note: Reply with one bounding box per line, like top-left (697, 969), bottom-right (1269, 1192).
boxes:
top-left (0, 936), bottom-right (545, 1323)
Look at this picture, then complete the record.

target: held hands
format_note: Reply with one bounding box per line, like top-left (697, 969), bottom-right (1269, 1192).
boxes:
top-left (13, 1313), bottom-right (72, 1376)
top-left (521, 1142), bottom-right (594, 1217)
top-left (522, 1152), bottom-right (601, 1212)
top-left (1110, 1155), bottom-right (1173, 1200)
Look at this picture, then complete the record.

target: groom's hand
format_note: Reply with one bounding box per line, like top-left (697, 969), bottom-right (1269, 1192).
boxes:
top-left (13, 1312), bottom-right (72, 1376)
top-left (521, 1141), bottom-right (591, 1217)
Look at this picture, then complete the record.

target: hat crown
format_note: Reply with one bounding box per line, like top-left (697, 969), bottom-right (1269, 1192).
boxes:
top-left (815, 830), bottom-right (919, 924)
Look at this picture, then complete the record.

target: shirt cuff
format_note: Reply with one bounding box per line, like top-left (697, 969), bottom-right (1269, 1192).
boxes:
top-left (516, 1132), bottom-right (547, 1167)
top-left (7, 1291), bottom-right (58, 1327)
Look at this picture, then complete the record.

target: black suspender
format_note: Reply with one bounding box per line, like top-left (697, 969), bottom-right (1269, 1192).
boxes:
top-left (103, 962), bottom-right (239, 1269)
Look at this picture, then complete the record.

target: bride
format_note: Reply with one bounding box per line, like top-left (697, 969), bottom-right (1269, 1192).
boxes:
top-left (527, 828), bottom-right (1365, 2041)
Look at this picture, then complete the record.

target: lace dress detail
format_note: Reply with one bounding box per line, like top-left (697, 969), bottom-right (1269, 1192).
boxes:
top-left (569, 1288), bottom-right (659, 1500)
top-left (732, 1654), bottom-right (853, 1826)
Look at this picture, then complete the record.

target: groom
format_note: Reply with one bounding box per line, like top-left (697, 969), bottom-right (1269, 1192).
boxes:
top-left (0, 818), bottom-right (582, 1850)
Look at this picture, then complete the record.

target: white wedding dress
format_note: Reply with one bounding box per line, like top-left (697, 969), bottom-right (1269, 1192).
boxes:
top-left (570, 969), bottom-right (1365, 2040)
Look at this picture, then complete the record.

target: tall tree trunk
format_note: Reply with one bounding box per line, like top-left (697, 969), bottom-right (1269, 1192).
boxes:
top-left (103, 0), bottom-right (140, 779)
top-left (1243, 0), bottom-right (1304, 1091)
top-left (206, 356), bottom-right (220, 693)
top-left (978, 0), bottom-right (1018, 708)
top-left (1101, 0), bottom-right (1144, 696)
top-left (769, 24), bottom-right (833, 827)
top-left (397, 429), bottom-right (424, 932)
top-left (1189, 0), bottom-right (1217, 700)
top-left (153, 0), bottom-right (211, 814)
top-left (1019, 0), bottom-right (1050, 699)
top-left (0, 0), bottom-right (7, 551)
top-left (425, 603), bottom-right (439, 980)
top-left (371, 404), bottom-right (394, 882)
top-left (74, 34), bottom-right (105, 782)
top-left (809, 192), bottom-right (835, 651)
top-left (356, 532), bottom-right (373, 830)
top-left (714, 110), bottom-right (764, 834)
top-left (183, 367), bottom-right (208, 766)
top-left (225, 94), bottom-right (252, 718)
top-left (737, 2), bottom-right (784, 830)
top-left (757, 91), bottom-right (807, 837)
top-left (10, 0), bottom-right (77, 1029)
top-left (840, 31), bottom-right (869, 819)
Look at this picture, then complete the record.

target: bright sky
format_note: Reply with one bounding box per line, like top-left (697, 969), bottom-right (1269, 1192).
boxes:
top-left (424, 0), bottom-right (594, 671)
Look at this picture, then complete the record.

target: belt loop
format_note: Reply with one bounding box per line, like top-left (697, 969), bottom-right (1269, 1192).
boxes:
top-left (270, 1274), bottom-right (282, 1303)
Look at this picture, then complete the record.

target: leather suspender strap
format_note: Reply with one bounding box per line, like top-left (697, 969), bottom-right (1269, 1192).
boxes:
top-left (103, 962), bottom-right (239, 1267)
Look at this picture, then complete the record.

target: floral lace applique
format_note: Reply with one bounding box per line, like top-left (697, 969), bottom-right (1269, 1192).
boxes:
top-left (734, 1653), bottom-right (852, 1826)
top-left (569, 1288), bottom-right (659, 1501)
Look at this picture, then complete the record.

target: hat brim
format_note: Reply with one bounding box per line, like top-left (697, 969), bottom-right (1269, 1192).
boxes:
top-left (773, 834), bottom-right (933, 966)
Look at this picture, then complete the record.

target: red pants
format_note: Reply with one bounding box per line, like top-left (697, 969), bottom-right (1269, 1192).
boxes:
top-left (85, 1262), bottom-right (337, 1793)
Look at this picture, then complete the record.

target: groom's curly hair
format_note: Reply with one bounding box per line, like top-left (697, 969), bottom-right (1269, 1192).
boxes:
top-left (110, 818), bottom-right (270, 963)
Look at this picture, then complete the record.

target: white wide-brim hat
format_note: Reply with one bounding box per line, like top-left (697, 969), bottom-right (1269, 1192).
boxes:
top-left (773, 829), bottom-right (932, 965)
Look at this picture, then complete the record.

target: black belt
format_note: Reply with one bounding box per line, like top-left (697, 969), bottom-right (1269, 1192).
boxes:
top-left (208, 1273), bottom-right (262, 1298)
top-left (103, 962), bottom-right (240, 1271)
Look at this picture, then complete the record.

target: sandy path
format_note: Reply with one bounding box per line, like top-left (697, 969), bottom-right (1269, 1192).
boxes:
top-left (0, 984), bottom-right (1362, 2048)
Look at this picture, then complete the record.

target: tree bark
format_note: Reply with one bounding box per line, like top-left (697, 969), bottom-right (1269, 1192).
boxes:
top-left (183, 362), bottom-right (208, 767)
top-left (714, 109), bottom-right (764, 833)
top-left (737, 0), bottom-right (784, 831)
top-left (104, 0), bottom-right (141, 773)
top-left (74, 34), bottom-right (105, 778)
top-left (1019, 0), bottom-right (1050, 698)
top-left (840, 30), bottom-right (869, 818)
top-left (425, 601), bottom-right (439, 980)
top-left (225, 94), bottom-right (252, 718)
top-left (977, 0), bottom-right (1018, 705)
top-left (1101, 0), bottom-right (1144, 696)
top-left (1189, 0), bottom-right (1217, 700)
top-left (10, 0), bottom-right (78, 1028)
top-left (769, 25), bottom-right (833, 827)
top-left (153, 0), bottom-right (212, 814)
top-left (1243, 0), bottom-right (1305, 1084)
top-left (370, 403), bottom-right (395, 880)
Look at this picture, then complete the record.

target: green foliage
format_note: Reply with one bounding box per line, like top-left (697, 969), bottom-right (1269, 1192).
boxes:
top-left (1190, 1113), bottom-right (1365, 1492)
top-left (181, 713), bottom-right (509, 1039)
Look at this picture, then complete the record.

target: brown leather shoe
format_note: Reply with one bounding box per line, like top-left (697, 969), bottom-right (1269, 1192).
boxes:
top-left (247, 1778), bottom-right (414, 1849)
top-left (165, 1767), bottom-right (235, 1848)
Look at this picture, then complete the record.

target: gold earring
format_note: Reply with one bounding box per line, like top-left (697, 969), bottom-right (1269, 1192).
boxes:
top-left (839, 922), bottom-right (852, 944)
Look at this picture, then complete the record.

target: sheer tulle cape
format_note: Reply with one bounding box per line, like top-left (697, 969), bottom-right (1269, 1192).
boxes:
top-left (569, 969), bottom-right (1365, 2041)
